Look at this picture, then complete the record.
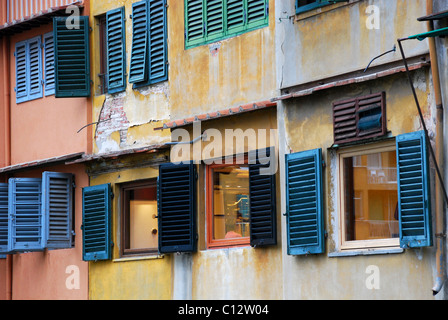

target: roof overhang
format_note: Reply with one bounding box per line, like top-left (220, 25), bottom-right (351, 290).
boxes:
top-left (0, 152), bottom-right (84, 174)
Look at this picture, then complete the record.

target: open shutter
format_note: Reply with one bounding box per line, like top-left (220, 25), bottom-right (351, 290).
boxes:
top-left (42, 172), bottom-right (73, 249)
top-left (158, 163), bottom-right (197, 254)
top-left (396, 131), bottom-right (432, 248)
top-left (8, 178), bottom-right (44, 252)
top-left (53, 16), bottom-right (91, 97)
top-left (15, 40), bottom-right (28, 103)
top-left (285, 149), bottom-right (325, 255)
top-left (148, 0), bottom-right (168, 83)
top-left (185, 0), bottom-right (205, 47)
top-left (43, 32), bottom-right (55, 96)
top-left (106, 7), bottom-right (127, 93)
top-left (82, 184), bottom-right (112, 261)
top-left (249, 147), bottom-right (277, 247)
top-left (129, 0), bottom-right (149, 83)
top-left (0, 184), bottom-right (9, 254)
top-left (28, 36), bottom-right (43, 101)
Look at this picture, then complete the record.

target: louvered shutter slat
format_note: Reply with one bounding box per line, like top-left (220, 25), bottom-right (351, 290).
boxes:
top-left (129, 0), bottom-right (149, 83)
top-left (249, 148), bottom-right (277, 247)
top-left (0, 184), bottom-right (9, 254)
top-left (246, 0), bottom-right (268, 28)
top-left (8, 178), bottom-right (45, 252)
top-left (226, 0), bottom-right (245, 32)
top-left (148, 0), bottom-right (168, 83)
top-left (206, 0), bottom-right (224, 39)
top-left (28, 37), bottom-right (43, 101)
top-left (44, 32), bottom-right (55, 96)
top-left (15, 41), bottom-right (28, 103)
top-left (107, 8), bottom-right (127, 93)
top-left (82, 184), bottom-right (112, 261)
top-left (54, 16), bottom-right (90, 97)
top-left (158, 163), bottom-right (197, 254)
top-left (42, 172), bottom-right (73, 249)
top-left (186, 0), bottom-right (205, 46)
top-left (396, 131), bottom-right (432, 248)
top-left (286, 149), bottom-right (325, 255)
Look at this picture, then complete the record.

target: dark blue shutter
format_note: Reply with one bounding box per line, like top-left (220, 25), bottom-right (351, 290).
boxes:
top-left (396, 130), bottom-right (432, 248)
top-left (0, 184), bottom-right (9, 254)
top-left (15, 40), bottom-right (28, 103)
top-left (148, 0), bottom-right (168, 83)
top-left (82, 184), bottom-right (112, 261)
top-left (129, 0), bottom-right (149, 83)
top-left (285, 149), bottom-right (325, 255)
top-left (53, 16), bottom-right (91, 97)
top-left (43, 32), bottom-right (55, 96)
top-left (249, 147), bottom-right (277, 247)
top-left (106, 7), bottom-right (127, 93)
top-left (27, 36), bottom-right (43, 101)
top-left (8, 178), bottom-right (44, 252)
top-left (42, 172), bottom-right (73, 249)
top-left (158, 163), bottom-right (197, 254)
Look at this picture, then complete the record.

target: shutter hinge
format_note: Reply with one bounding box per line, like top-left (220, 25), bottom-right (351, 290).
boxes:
top-left (322, 160), bottom-right (326, 168)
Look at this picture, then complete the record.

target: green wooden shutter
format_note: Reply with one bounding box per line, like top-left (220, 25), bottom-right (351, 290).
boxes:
top-left (396, 131), bottom-right (432, 248)
top-left (8, 178), bottom-right (45, 252)
top-left (158, 163), bottom-right (197, 254)
top-left (249, 147), bottom-right (277, 247)
top-left (42, 172), bottom-right (74, 249)
top-left (0, 183), bottom-right (9, 254)
top-left (53, 16), bottom-right (90, 98)
top-left (148, 0), bottom-right (168, 83)
top-left (43, 32), bottom-right (55, 96)
top-left (205, 0), bottom-right (224, 42)
top-left (285, 149), bottom-right (325, 255)
top-left (15, 40), bottom-right (28, 103)
top-left (106, 7), bottom-right (127, 93)
top-left (82, 184), bottom-right (112, 261)
top-left (226, 0), bottom-right (245, 33)
top-left (129, 0), bottom-right (149, 84)
top-left (246, 0), bottom-right (268, 30)
top-left (185, 0), bottom-right (205, 47)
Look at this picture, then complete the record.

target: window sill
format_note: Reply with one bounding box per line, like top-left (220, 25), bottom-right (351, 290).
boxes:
top-left (295, 1), bottom-right (358, 21)
top-left (328, 247), bottom-right (404, 258)
top-left (113, 254), bottom-right (164, 263)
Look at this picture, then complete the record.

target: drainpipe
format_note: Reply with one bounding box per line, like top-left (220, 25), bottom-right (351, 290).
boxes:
top-left (426, 0), bottom-right (446, 296)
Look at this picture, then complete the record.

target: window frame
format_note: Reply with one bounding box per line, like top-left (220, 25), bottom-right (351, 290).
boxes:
top-left (120, 179), bottom-right (159, 257)
top-left (206, 155), bottom-right (251, 249)
top-left (337, 140), bottom-right (400, 251)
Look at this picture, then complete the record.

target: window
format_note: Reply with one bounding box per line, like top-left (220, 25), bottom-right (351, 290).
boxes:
top-left (207, 160), bottom-right (251, 248)
top-left (185, 0), bottom-right (269, 49)
top-left (15, 36), bottom-right (43, 103)
top-left (339, 143), bottom-right (400, 250)
top-left (333, 92), bottom-right (387, 145)
top-left (0, 172), bottom-right (74, 254)
top-left (121, 180), bottom-right (158, 256)
top-left (296, 0), bottom-right (348, 14)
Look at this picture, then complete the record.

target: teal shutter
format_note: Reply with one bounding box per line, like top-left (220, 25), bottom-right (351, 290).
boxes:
top-left (42, 172), bottom-right (74, 249)
top-left (129, 0), bottom-right (149, 83)
top-left (246, 0), bottom-right (268, 30)
top-left (226, 0), bottom-right (245, 33)
top-left (53, 16), bottom-right (91, 97)
top-left (158, 163), bottom-right (197, 254)
top-left (0, 184), bottom-right (9, 254)
top-left (185, 0), bottom-right (205, 47)
top-left (82, 184), bottom-right (112, 261)
top-left (205, 0), bottom-right (224, 42)
top-left (148, 0), bottom-right (168, 83)
top-left (106, 7), bottom-right (127, 93)
top-left (285, 149), bottom-right (325, 255)
top-left (15, 40), bottom-right (28, 103)
top-left (396, 131), bottom-right (432, 248)
top-left (8, 178), bottom-right (45, 252)
top-left (28, 36), bottom-right (43, 101)
top-left (43, 32), bottom-right (55, 96)
top-left (249, 148), bottom-right (277, 247)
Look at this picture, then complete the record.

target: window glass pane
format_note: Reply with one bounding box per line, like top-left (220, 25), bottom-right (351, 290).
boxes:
top-left (344, 150), bottom-right (399, 241)
top-left (212, 165), bottom-right (250, 241)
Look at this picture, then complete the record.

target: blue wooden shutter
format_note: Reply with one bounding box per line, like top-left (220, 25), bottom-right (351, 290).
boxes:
top-left (8, 178), bottom-right (44, 252)
top-left (158, 163), bottom-right (197, 254)
top-left (148, 0), bottom-right (168, 83)
top-left (249, 147), bottom-right (277, 247)
top-left (285, 149), bottom-right (325, 255)
top-left (43, 32), bottom-right (55, 96)
top-left (0, 184), bottom-right (9, 254)
top-left (27, 36), bottom-right (43, 101)
top-left (185, 0), bottom-right (205, 47)
top-left (42, 172), bottom-right (73, 249)
top-left (106, 7), bottom-right (127, 93)
top-left (129, 0), bottom-right (149, 83)
top-left (396, 131), bottom-right (432, 248)
top-left (53, 16), bottom-right (91, 97)
top-left (82, 184), bottom-right (112, 261)
top-left (15, 40), bottom-right (28, 103)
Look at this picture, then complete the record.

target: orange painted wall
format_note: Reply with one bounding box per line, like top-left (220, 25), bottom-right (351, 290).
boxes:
top-left (8, 23), bottom-right (89, 165)
top-left (7, 164), bottom-right (89, 300)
